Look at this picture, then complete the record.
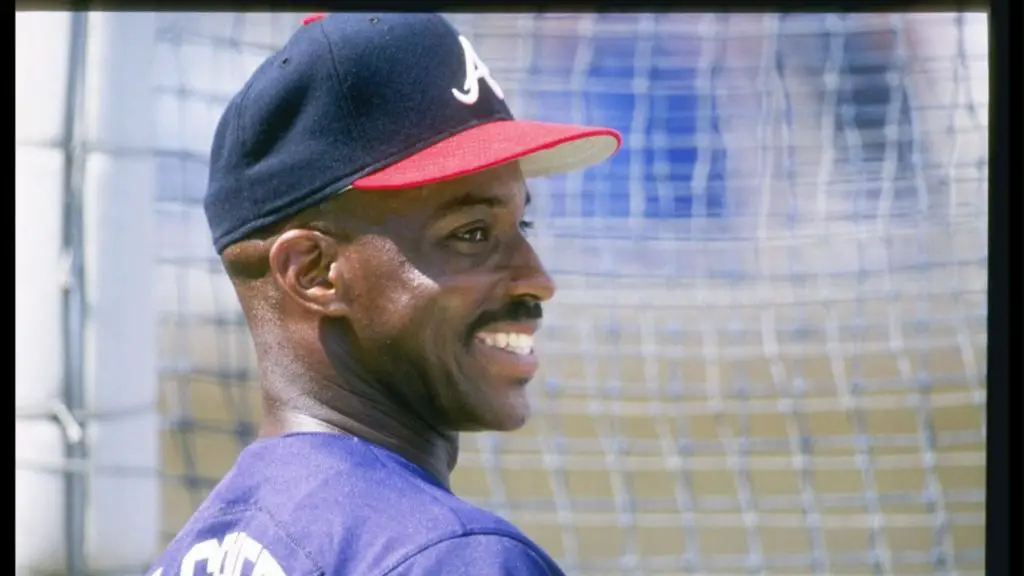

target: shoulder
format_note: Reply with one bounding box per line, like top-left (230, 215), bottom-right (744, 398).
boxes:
top-left (380, 532), bottom-right (563, 576)
top-left (147, 506), bottom-right (323, 576)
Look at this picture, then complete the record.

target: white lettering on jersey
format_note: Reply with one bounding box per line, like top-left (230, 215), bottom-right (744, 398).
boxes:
top-left (451, 35), bottom-right (505, 105)
top-left (152, 531), bottom-right (285, 576)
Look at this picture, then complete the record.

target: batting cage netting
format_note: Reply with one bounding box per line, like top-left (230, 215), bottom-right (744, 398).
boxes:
top-left (17, 11), bottom-right (988, 576)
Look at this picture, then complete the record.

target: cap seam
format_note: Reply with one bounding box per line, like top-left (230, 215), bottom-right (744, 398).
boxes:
top-left (229, 78), bottom-right (258, 197)
top-left (318, 18), bottom-right (360, 145)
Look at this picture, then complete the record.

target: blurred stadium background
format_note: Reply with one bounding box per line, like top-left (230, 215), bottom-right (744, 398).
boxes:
top-left (16, 11), bottom-right (988, 576)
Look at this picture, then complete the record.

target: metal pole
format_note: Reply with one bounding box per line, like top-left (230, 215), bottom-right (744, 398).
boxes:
top-left (61, 11), bottom-right (89, 576)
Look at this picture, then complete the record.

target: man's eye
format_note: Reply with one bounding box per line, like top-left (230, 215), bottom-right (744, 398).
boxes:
top-left (518, 219), bottom-right (535, 234)
top-left (454, 226), bottom-right (490, 243)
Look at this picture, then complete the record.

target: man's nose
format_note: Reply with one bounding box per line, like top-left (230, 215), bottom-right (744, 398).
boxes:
top-left (507, 240), bottom-right (556, 303)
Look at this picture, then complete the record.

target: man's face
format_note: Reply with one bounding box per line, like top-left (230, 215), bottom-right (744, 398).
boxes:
top-left (325, 162), bottom-right (556, 432)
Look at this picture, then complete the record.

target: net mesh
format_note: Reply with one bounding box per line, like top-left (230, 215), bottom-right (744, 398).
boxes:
top-left (153, 12), bottom-right (988, 575)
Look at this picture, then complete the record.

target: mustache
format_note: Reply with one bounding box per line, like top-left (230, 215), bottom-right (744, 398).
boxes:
top-left (468, 298), bottom-right (543, 335)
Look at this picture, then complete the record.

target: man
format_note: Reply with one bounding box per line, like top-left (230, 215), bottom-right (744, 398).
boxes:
top-left (149, 12), bottom-right (619, 576)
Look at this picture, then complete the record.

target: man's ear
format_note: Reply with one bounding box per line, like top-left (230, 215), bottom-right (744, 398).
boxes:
top-left (267, 229), bottom-right (350, 318)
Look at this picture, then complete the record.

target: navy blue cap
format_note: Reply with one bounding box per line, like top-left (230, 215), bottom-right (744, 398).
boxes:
top-left (204, 13), bottom-right (622, 254)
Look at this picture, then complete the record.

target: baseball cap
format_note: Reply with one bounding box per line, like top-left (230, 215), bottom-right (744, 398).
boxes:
top-left (204, 13), bottom-right (622, 253)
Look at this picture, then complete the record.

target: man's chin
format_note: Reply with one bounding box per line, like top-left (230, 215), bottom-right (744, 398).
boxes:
top-left (488, 409), bottom-right (531, 432)
top-left (460, 391), bottom-right (532, 433)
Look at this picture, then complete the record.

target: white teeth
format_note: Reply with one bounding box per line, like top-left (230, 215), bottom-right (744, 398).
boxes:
top-left (477, 332), bottom-right (534, 355)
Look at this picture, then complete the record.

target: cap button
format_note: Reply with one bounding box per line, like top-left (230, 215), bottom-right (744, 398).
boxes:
top-left (301, 13), bottom-right (326, 26)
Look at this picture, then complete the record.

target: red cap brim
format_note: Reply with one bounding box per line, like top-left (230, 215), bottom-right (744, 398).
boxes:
top-left (352, 120), bottom-right (622, 190)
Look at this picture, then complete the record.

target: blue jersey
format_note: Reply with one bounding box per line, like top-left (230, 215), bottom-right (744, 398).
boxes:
top-left (148, 432), bottom-right (563, 576)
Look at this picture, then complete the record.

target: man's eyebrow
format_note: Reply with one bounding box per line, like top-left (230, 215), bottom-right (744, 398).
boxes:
top-left (433, 188), bottom-right (532, 217)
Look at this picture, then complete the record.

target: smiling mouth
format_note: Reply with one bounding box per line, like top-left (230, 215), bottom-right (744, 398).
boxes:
top-left (474, 331), bottom-right (535, 357)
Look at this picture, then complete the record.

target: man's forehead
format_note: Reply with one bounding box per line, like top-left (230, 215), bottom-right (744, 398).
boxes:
top-left (430, 183), bottom-right (531, 215)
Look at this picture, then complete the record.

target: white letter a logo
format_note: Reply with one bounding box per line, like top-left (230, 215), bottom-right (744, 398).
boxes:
top-left (451, 35), bottom-right (505, 105)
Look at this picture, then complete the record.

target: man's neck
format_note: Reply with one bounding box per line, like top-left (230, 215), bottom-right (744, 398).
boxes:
top-left (258, 381), bottom-right (459, 489)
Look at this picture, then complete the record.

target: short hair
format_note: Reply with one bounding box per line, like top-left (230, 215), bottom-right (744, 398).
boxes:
top-left (221, 194), bottom-right (348, 282)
